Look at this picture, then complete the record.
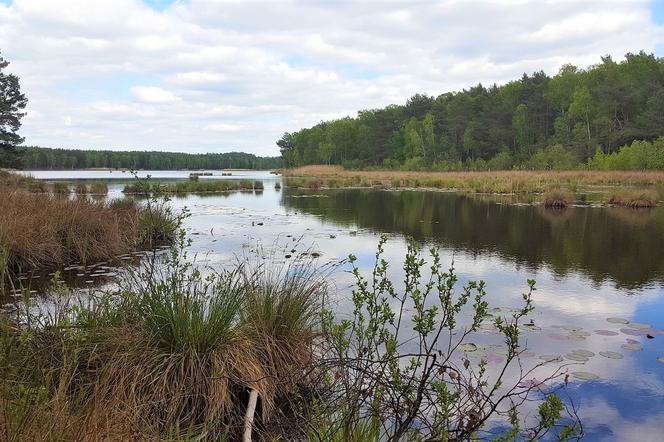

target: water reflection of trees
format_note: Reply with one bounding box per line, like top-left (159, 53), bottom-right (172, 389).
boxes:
top-left (282, 189), bottom-right (664, 289)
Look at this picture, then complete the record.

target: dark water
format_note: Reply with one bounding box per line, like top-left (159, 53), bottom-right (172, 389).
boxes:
top-left (18, 171), bottom-right (664, 441)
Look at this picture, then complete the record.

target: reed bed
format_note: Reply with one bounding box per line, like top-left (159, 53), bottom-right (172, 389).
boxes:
top-left (608, 188), bottom-right (660, 208)
top-left (0, 189), bottom-right (176, 273)
top-left (123, 179), bottom-right (262, 194)
top-left (281, 165), bottom-right (664, 194)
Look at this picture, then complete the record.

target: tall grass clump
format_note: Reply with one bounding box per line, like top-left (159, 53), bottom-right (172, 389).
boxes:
top-left (542, 188), bottom-right (575, 208)
top-left (0, 188), bottom-right (176, 274)
top-left (89, 182), bottom-right (108, 195)
top-left (253, 180), bottom-right (264, 190)
top-left (74, 183), bottom-right (89, 195)
top-left (51, 182), bottom-right (69, 196)
top-left (608, 188), bottom-right (660, 208)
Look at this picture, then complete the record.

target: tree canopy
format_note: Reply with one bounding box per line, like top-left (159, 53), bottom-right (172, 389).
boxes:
top-left (278, 52), bottom-right (664, 170)
top-left (0, 51), bottom-right (28, 168)
top-left (21, 146), bottom-right (282, 170)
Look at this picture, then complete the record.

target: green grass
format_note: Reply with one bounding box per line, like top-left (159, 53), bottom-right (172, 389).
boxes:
top-left (123, 179), bottom-right (261, 194)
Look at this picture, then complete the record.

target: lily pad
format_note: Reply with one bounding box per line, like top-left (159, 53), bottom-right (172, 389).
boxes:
top-left (571, 349), bottom-right (595, 357)
top-left (594, 329), bottom-right (620, 336)
top-left (459, 343), bottom-right (478, 352)
top-left (621, 343), bottom-right (643, 351)
top-left (539, 355), bottom-right (562, 362)
top-left (564, 353), bottom-right (589, 362)
top-left (607, 317), bottom-right (630, 324)
top-left (572, 371), bottom-right (600, 381)
top-left (599, 351), bottom-right (623, 359)
top-left (621, 328), bottom-right (646, 337)
top-left (657, 357), bottom-right (664, 364)
top-left (569, 330), bottom-right (591, 338)
top-left (628, 322), bottom-right (651, 330)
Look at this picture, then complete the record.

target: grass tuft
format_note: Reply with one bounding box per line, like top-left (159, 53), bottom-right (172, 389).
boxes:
top-left (608, 188), bottom-right (660, 208)
top-left (542, 188), bottom-right (575, 208)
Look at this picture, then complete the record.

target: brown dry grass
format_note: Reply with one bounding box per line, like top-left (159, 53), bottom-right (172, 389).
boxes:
top-left (608, 188), bottom-right (660, 208)
top-left (280, 165), bottom-right (664, 194)
top-left (0, 189), bottom-right (131, 270)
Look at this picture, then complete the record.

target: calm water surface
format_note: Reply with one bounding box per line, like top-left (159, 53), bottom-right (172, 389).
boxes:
top-left (23, 170), bottom-right (664, 441)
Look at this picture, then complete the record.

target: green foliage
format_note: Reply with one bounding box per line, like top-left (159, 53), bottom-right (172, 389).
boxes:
top-left (0, 52), bottom-right (28, 168)
top-left (20, 146), bottom-right (282, 170)
top-left (588, 137), bottom-right (664, 170)
top-left (318, 235), bottom-right (576, 440)
top-left (280, 51), bottom-right (664, 170)
top-left (527, 144), bottom-right (579, 170)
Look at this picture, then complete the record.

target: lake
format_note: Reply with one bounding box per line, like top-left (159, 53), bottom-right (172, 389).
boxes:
top-left (19, 170), bottom-right (664, 441)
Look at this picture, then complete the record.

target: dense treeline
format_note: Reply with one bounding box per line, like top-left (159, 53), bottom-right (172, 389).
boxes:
top-left (20, 146), bottom-right (282, 170)
top-left (278, 52), bottom-right (664, 170)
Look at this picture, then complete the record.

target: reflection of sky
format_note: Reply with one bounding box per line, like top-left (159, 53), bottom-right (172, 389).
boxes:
top-left (31, 173), bottom-right (664, 440)
top-left (164, 184), bottom-right (664, 440)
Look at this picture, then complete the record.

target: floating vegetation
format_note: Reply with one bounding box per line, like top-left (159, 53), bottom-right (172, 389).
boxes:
top-left (657, 357), bottom-right (664, 364)
top-left (621, 327), bottom-right (646, 336)
top-left (572, 371), bottom-right (600, 381)
top-left (621, 343), bottom-right (643, 351)
top-left (599, 351), bottom-right (624, 359)
top-left (539, 355), bottom-right (563, 363)
top-left (628, 322), bottom-right (651, 329)
top-left (459, 343), bottom-right (478, 352)
top-left (564, 352), bottom-right (590, 362)
top-left (607, 317), bottom-right (630, 324)
top-left (594, 329), bottom-right (620, 336)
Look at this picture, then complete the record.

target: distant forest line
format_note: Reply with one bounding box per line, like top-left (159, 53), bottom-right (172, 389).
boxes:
top-left (277, 51), bottom-right (664, 171)
top-left (20, 146), bottom-right (283, 170)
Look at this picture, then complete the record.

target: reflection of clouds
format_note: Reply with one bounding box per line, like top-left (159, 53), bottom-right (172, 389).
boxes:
top-left (170, 190), bottom-right (664, 438)
top-left (580, 398), bottom-right (664, 442)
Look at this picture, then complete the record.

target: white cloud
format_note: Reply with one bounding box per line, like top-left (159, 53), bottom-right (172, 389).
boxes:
top-left (0, 0), bottom-right (661, 155)
top-left (131, 86), bottom-right (181, 104)
top-left (204, 122), bottom-right (244, 132)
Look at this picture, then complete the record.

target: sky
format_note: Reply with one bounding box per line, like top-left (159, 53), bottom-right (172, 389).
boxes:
top-left (0, 0), bottom-right (663, 157)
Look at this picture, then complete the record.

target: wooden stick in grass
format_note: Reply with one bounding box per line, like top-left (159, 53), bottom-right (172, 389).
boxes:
top-left (243, 389), bottom-right (259, 442)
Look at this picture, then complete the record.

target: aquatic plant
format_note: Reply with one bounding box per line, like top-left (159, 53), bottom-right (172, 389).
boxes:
top-left (542, 188), bottom-right (575, 208)
top-left (608, 188), bottom-right (659, 208)
top-left (51, 182), bottom-right (69, 195)
top-left (89, 182), bottom-right (108, 195)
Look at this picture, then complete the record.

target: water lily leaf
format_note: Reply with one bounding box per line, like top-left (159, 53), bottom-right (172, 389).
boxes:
top-left (572, 371), bottom-right (600, 381)
top-left (621, 328), bottom-right (646, 336)
top-left (657, 357), bottom-right (664, 364)
top-left (569, 330), bottom-right (591, 338)
top-left (621, 343), bottom-right (643, 351)
top-left (571, 349), bottom-right (595, 358)
top-left (607, 317), bottom-right (630, 324)
top-left (594, 329), bottom-right (620, 336)
top-left (539, 355), bottom-right (562, 362)
top-left (564, 353), bottom-right (589, 362)
top-left (626, 338), bottom-right (639, 344)
top-left (628, 322), bottom-right (651, 330)
top-left (599, 351), bottom-right (623, 359)
top-left (459, 343), bottom-right (478, 352)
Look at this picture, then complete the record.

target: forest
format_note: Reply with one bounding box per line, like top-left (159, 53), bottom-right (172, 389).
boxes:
top-left (277, 51), bottom-right (664, 170)
top-left (20, 146), bottom-right (282, 170)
